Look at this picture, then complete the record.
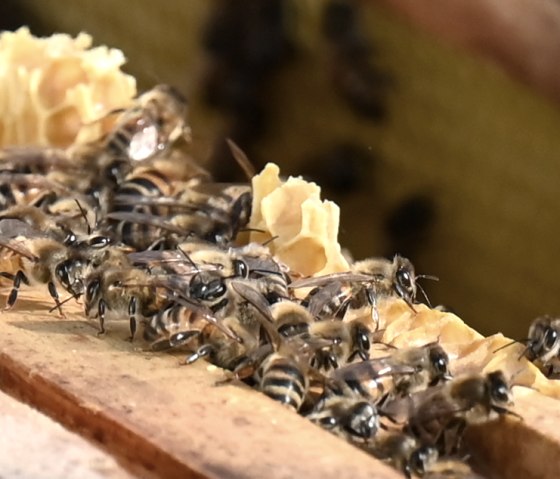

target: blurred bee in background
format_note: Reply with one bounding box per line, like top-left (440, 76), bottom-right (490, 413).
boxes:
top-left (201, 0), bottom-right (295, 181)
top-left (321, 0), bottom-right (391, 121)
top-left (384, 193), bottom-right (437, 261)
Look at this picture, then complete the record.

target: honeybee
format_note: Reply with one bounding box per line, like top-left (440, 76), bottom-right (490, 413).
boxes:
top-left (0, 205), bottom-right (91, 245)
top-left (369, 432), bottom-right (438, 478)
top-left (88, 84), bottom-right (190, 163)
top-left (523, 315), bottom-right (560, 377)
top-left (0, 232), bottom-right (101, 315)
top-left (269, 300), bottom-right (379, 370)
top-left (291, 254), bottom-right (433, 324)
top-left (393, 371), bottom-right (515, 453)
top-left (83, 261), bottom-right (169, 336)
top-left (225, 281), bottom-right (328, 411)
top-left (142, 293), bottom-right (243, 351)
top-left (107, 182), bottom-right (252, 249)
top-left (307, 386), bottom-right (381, 443)
top-left (330, 343), bottom-right (451, 399)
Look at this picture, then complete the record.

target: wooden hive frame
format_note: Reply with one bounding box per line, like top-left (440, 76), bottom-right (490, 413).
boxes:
top-left (1, 289), bottom-right (560, 479)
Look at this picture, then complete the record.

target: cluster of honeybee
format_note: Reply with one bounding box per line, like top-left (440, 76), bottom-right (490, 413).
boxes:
top-left (0, 84), bottom-right (515, 478)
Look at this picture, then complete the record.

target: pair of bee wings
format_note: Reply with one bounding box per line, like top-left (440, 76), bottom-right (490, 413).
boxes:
top-left (230, 280), bottom-right (333, 355)
top-left (129, 274), bottom-right (243, 344)
top-left (380, 381), bottom-right (471, 425)
top-left (290, 271), bottom-right (386, 289)
top-left (0, 219), bottom-right (59, 261)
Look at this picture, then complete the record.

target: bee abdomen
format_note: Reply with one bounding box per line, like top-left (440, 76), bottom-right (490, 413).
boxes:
top-left (260, 357), bottom-right (307, 411)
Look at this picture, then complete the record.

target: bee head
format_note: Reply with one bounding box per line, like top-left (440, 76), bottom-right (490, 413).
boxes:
top-left (427, 344), bottom-right (452, 385)
top-left (346, 402), bottom-right (378, 440)
top-left (487, 371), bottom-right (512, 407)
top-left (393, 256), bottom-right (417, 304)
top-left (55, 258), bottom-right (86, 296)
top-left (408, 446), bottom-right (438, 477)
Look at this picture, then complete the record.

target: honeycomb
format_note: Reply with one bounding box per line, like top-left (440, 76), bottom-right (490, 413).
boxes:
top-left (0, 27), bottom-right (136, 148)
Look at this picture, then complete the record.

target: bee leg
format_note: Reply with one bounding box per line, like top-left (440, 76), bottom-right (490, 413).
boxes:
top-left (47, 281), bottom-right (65, 318)
top-left (128, 296), bottom-right (138, 342)
top-left (4, 270), bottom-right (29, 310)
top-left (366, 289), bottom-right (380, 327)
top-left (183, 344), bottom-right (214, 365)
top-left (97, 299), bottom-right (107, 336)
top-left (215, 359), bottom-right (255, 385)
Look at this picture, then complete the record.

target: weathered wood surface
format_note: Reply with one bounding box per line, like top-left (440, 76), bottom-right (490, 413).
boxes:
top-left (466, 388), bottom-right (560, 479)
top-left (376, 0), bottom-right (560, 103)
top-left (0, 389), bottom-right (134, 479)
top-left (0, 289), bottom-right (401, 479)
top-left (2, 289), bottom-right (560, 478)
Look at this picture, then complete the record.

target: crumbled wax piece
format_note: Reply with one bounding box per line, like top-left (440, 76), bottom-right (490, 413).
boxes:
top-left (0, 27), bottom-right (136, 148)
top-left (249, 163), bottom-right (349, 277)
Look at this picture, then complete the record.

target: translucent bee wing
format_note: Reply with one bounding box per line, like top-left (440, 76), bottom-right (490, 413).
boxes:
top-left (0, 236), bottom-right (40, 261)
top-left (290, 272), bottom-right (376, 289)
top-left (0, 219), bottom-right (47, 240)
top-left (106, 211), bottom-right (187, 234)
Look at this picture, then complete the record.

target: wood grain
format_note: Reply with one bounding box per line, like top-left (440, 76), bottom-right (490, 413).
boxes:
top-left (0, 389), bottom-right (134, 479)
top-left (466, 388), bottom-right (560, 479)
top-left (0, 289), bottom-right (401, 479)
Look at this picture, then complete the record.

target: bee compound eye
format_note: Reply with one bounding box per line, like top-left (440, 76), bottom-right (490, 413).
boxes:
top-left (544, 328), bottom-right (558, 349)
top-left (63, 233), bottom-right (77, 245)
top-left (318, 416), bottom-right (337, 429)
top-left (233, 259), bottom-right (248, 278)
top-left (357, 329), bottom-right (370, 351)
top-left (494, 384), bottom-right (510, 403)
top-left (89, 236), bottom-right (111, 248)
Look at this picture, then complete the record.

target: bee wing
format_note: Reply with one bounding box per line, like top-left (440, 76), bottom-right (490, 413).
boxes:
top-left (332, 357), bottom-right (418, 384)
top-left (290, 272), bottom-right (375, 289)
top-left (0, 236), bottom-right (39, 261)
top-left (169, 293), bottom-right (243, 343)
top-left (230, 280), bottom-right (275, 323)
top-left (0, 219), bottom-right (48, 240)
top-left (0, 147), bottom-right (71, 168)
top-left (229, 279), bottom-right (285, 349)
top-left (106, 212), bottom-right (187, 234)
top-left (112, 194), bottom-right (201, 213)
top-left (0, 173), bottom-right (75, 195)
top-left (226, 139), bottom-right (256, 180)
top-left (128, 250), bottom-right (202, 272)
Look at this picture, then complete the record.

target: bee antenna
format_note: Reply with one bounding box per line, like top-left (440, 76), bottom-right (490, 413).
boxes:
top-left (239, 227), bottom-right (267, 235)
top-left (492, 338), bottom-right (529, 354)
top-left (416, 274), bottom-right (439, 282)
top-left (250, 268), bottom-right (283, 277)
top-left (415, 282), bottom-right (432, 308)
top-left (176, 245), bottom-right (199, 273)
top-left (48, 293), bottom-right (80, 313)
top-left (226, 138), bottom-right (256, 181)
top-left (261, 235), bottom-right (279, 247)
top-left (74, 199), bottom-right (92, 235)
